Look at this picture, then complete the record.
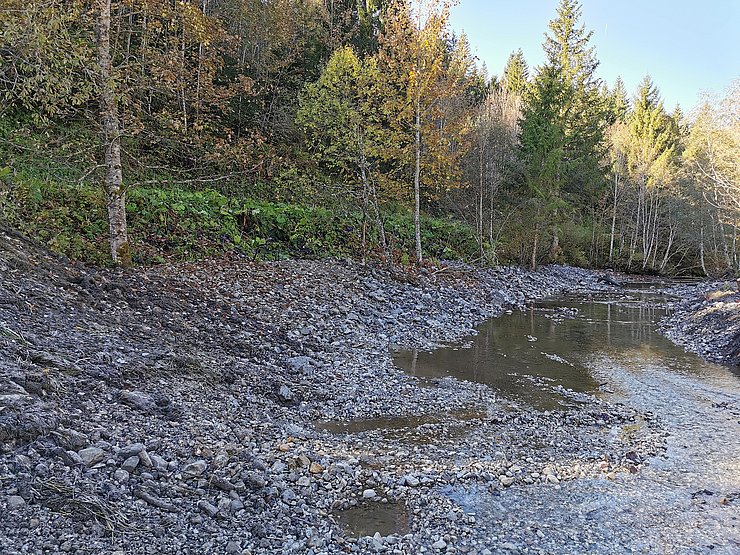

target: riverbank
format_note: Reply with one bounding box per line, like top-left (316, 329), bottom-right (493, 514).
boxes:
top-left (0, 228), bottom-right (732, 554)
top-left (660, 282), bottom-right (740, 367)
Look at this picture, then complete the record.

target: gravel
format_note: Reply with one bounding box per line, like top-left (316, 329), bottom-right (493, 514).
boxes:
top-left (0, 227), bottom-right (715, 554)
top-left (660, 282), bottom-right (740, 366)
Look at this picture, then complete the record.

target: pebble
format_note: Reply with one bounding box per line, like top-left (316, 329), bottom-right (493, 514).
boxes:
top-left (183, 460), bottom-right (208, 477)
top-left (432, 539), bottom-right (447, 550)
top-left (78, 447), bottom-right (105, 467)
top-left (121, 455), bottom-right (139, 473)
top-left (118, 443), bottom-right (145, 459)
top-left (7, 496), bottom-right (25, 511)
top-left (197, 500), bottom-right (219, 518)
top-left (499, 475), bottom-right (515, 487)
top-left (403, 475), bottom-right (420, 487)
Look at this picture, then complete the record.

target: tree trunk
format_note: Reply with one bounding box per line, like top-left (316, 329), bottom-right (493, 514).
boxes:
top-left (413, 93), bottom-right (422, 264)
top-left (96, 0), bottom-right (131, 266)
top-left (609, 172), bottom-right (618, 262)
top-left (531, 205), bottom-right (540, 270)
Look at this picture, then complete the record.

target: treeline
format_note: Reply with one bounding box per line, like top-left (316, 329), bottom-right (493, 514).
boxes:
top-left (0, 0), bottom-right (737, 274)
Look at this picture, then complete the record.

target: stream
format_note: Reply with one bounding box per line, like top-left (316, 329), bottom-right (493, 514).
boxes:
top-left (339, 283), bottom-right (740, 553)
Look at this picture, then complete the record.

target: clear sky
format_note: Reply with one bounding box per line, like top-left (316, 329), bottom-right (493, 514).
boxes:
top-left (449, 0), bottom-right (740, 112)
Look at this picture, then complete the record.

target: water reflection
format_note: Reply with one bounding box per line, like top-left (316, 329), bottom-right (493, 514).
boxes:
top-left (392, 291), bottom-right (696, 409)
top-left (336, 503), bottom-right (410, 537)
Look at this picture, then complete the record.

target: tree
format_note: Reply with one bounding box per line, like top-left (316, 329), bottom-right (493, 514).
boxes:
top-left (606, 77), bottom-right (629, 123)
top-left (518, 0), bottom-right (606, 266)
top-left (296, 46), bottom-right (389, 257)
top-left (501, 49), bottom-right (529, 96)
top-left (95, 0), bottom-right (130, 265)
top-left (380, 0), bottom-right (470, 263)
top-left (683, 80), bottom-right (740, 273)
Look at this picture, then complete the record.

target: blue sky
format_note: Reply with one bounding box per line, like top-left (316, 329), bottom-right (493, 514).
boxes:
top-left (449, 0), bottom-right (740, 112)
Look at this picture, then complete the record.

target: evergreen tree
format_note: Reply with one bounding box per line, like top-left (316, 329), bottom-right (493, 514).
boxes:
top-left (518, 0), bottom-right (607, 265)
top-left (501, 49), bottom-right (529, 96)
top-left (607, 77), bottom-right (629, 123)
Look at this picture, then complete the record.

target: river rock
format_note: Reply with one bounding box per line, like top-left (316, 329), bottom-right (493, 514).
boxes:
top-left (118, 443), bottom-right (145, 459)
top-left (78, 447), bottom-right (105, 467)
top-left (183, 460), bottom-right (208, 478)
top-left (197, 499), bottom-right (220, 518)
top-left (121, 456), bottom-right (139, 473)
top-left (432, 539), bottom-right (447, 550)
top-left (7, 496), bottom-right (25, 511)
top-left (403, 475), bottom-right (420, 487)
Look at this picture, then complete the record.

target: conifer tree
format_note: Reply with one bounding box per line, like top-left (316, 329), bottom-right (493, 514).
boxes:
top-left (501, 49), bottom-right (529, 96)
top-left (518, 0), bottom-right (607, 265)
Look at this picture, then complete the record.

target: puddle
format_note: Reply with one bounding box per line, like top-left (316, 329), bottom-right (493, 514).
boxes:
top-left (393, 292), bottom-right (678, 409)
top-left (336, 503), bottom-right (410, 537)
top-left (317, 410), bottom-right (486, 443)
top-left (317, 415), bottom-right (437, 434)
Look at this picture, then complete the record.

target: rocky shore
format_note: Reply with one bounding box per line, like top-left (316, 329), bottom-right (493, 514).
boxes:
top-left (0, 228), bottom-right (720, 554)
top-left (660, 281), bottom-right (740, 367)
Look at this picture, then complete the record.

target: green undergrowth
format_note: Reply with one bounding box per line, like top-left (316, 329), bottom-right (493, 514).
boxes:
top-left (0, 171), bottom-right (481, 266)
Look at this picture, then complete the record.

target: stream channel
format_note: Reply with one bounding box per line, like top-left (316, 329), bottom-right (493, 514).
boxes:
top-left (335, 282), bottom-right (740, 553)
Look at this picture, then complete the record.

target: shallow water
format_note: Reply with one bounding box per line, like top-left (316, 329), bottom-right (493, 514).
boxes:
top-left (335, 503), bottom-right (410, 537)
top-left (338, 285), bottom-right (740, 549)
top-left (392, 288), bottom-right (736, 409)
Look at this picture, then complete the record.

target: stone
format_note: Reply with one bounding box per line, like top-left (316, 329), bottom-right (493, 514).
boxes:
top-left (119, 391), bottom-right (156, 413)
top-left (53, 428), bottom-right (88, 451)
top-left (7, 495), bottom-right (26, 511)
top-left (118, 443), bottom-right (145, 459)
top-left (78, 447), bottom-right (105, 467)
top-left (226, 541), bottom-right (241, 554)
top-left (121, 456), bottom-right (140, 473)
top-left (432, 539), bottom-right (447, 550)
top-left (64, 450), bottom-right (84, 466)
top-left (362, 489), bottom-right (377, 499)
top-left (287, 356), bottom-right (312, 374)
top-left (150, 454), bottom-right (168, 472)
top-left (197, 499), bottom-right (219, 517)
top-left (282, 488), bottom-right (297, 503)
top-left (499, 475), bottom-right (515, 487)
top-left (138, 449), bottom-right (153, 468)
top-left (183, 460), bottom-right (208, 478)
top-left (403, 475), bottom-right (420, 487)
top-left (309, 462), bottom-right (323, 474)
top-left (546, 474), bottom-right (560, 485)
top-left (114, 469), bottom-right (130, 483)
top-left (278, 385), bottom-right (293, 402)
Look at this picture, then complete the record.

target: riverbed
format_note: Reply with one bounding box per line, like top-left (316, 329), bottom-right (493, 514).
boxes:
top-left (333, 285), bottom-right (740, 553)
top-left (1, 231), bottom-right (737, 554)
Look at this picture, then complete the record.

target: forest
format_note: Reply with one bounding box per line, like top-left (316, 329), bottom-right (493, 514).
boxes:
top-left (1, 0), bottom-right (738, 275)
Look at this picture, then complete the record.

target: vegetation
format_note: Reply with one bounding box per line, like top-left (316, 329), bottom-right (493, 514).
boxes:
top-left (0, 0), bottom-right (737, 274)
